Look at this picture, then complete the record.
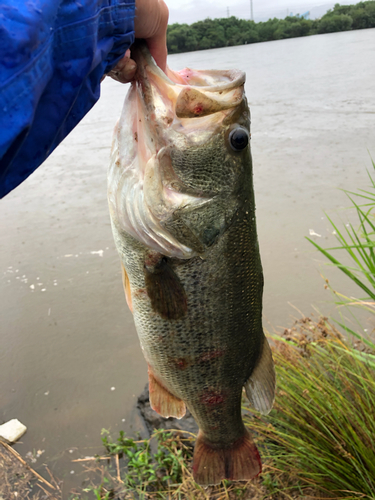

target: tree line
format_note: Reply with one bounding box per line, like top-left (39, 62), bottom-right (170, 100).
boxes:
top-left (167, 1), bottom-right (375, 53)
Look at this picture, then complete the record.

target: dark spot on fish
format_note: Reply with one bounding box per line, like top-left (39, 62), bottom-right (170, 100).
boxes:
top-left (201, 389), bottom-right (225, 406)
top-left (174, 358), bottom-right (189, 370)
top-left (145, 252), bottom-right (163, 270)
top-left (165, 353), bottom-right (192, 370)
top-left (198, 349), bottom-right (225, 363)
top-left (133, 288), bottom-right (148, 299)
top-left (134, 132), bottom-right (138, 142)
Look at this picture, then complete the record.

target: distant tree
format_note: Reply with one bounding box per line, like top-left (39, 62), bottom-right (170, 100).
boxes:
top-left (310, 18), bottom-right (321, 34)
top-left (257, 18), bottom-right (281, 42)
top-left (287, 18), bottom-right (311, 37)
top-left (165, 1), bottom-right (375, 54)
top-left (203, 22), bottom-right (226, 48)
top-left (272, 17), bottom-right (312, 39)
top-left (351, 1), bottom-right (375, 28)
top-left (273, 20), bottom-right (288, 39)
top-left (198, 36), bottom-right (211, 50)
top-left (318, 13), bottom-right (353, 33)
top-left (331, 3), bottom-right (353, 14)
top-left (351, 7), bottom-right (370, 27)
top-left (167, 24), bottom-right (198, 53)
top-left (241, 28), bottom-right (260, 44)
top-left (174, 19), bottom-right (225, 51)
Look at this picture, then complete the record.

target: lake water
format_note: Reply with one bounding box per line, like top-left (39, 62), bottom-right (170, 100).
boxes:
top-left (1, 28), bottom-right (374, 495)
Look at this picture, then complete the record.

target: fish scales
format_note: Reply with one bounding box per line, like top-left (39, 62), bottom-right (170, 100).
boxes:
top-left (108, 40), bottom-right (275, 486)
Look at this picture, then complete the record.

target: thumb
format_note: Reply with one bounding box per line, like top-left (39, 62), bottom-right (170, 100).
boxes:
top-left (134, 0), bottom-right (169, 71)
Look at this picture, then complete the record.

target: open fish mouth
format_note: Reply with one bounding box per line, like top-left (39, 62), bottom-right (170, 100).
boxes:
top-left (108, 41), bottom-right (247, 259)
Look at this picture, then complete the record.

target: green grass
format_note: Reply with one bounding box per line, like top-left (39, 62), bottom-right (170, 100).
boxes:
top-left (71, 429), bottom-right (265, 499)
top-left (246, 317), bottom-right (375, 499)
top-left (98, 429), bottom-right (196, 499)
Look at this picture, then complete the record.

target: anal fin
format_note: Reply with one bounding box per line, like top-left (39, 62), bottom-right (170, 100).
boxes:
top-left (244, 336), bottom-right (275, 415)
top-left (121, 263), bottom-right (133, 313)
top-left (148, 368), bottom-right (186, 419)
top-left (193, 430), bottom-right (261, 486)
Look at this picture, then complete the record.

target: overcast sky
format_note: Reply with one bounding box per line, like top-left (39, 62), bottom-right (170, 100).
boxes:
top-left (167, 0), bottom-right (354, 24)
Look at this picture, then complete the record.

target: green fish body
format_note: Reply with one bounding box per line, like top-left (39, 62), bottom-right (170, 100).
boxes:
top-left (108, 42), bottom-right (275, 486)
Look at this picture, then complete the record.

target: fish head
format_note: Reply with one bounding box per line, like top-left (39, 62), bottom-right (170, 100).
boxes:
top-left (108, 41), bottom-right (250, 259)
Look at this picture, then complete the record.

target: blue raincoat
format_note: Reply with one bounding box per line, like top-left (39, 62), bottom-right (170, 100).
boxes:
top-left (0, 0), bottom-right (135, 198)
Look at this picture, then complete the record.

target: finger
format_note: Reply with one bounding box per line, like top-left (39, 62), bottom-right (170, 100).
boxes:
top-left (146, 0), bottom-right (169, 71)
top-left (107, 50), bottom-right (137, 83)
top-left (146, 33), bottom-right (168, 72)
top-left (134, 0), bottom-right (169, 72)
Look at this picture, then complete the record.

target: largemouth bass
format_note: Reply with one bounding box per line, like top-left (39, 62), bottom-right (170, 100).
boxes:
top-left (108, 41), bottom-right (275, 486)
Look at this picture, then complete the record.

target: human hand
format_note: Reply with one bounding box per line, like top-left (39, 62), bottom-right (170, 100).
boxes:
top-left (107, 0), bottom-right (169, 84)
top-left (134, 0), bottom-right (169, 71)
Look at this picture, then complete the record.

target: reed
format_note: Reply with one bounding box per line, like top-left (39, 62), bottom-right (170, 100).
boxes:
top-left (245, 317), bottom-right (375, 499)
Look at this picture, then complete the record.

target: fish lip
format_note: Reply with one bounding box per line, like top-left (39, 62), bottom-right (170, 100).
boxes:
top-left (131, 39), bottom-right (246, 93)
top-left (108, 42), bottom-right (248, 260)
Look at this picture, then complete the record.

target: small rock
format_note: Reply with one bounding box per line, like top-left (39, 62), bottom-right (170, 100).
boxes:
top-left (0, 419), bottom-right (27, 443)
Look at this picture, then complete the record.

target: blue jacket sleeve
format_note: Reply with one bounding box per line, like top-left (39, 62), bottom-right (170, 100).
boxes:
top-left (0, 0), bottom-right (135, 198)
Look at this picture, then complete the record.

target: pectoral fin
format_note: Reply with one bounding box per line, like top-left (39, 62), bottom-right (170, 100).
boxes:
top-left (144, 255), bottom-right (187, 320)
top-left (121, 263), bottom-right (133, 314)
top-left (244, 336), bottom-right (275, 415)
top-left (148, 367), bottom-right (186, 419)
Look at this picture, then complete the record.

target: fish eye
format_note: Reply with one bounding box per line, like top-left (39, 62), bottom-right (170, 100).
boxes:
top-left (229, 127), bottom-right (249, 151)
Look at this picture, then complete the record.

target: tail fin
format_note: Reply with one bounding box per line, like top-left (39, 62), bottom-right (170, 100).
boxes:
top-left (192, 430), bottom-right (261, 486)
